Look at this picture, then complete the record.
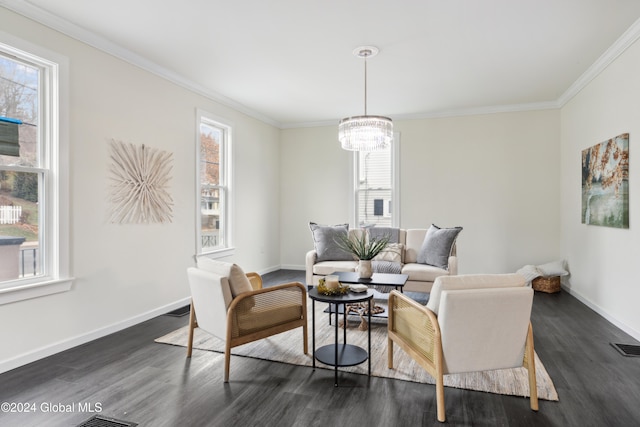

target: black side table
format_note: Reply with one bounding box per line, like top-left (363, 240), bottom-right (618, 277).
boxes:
top-left (308, 287), bottom-right (373, 386)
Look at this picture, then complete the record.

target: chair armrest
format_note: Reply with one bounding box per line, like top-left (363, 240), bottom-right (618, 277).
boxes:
top-left (305, 250), bottom-right (318, 286)
top-left (388, 290), bottom-right (441, 367)
top-left (246, 272), bottom-right (263, 290)
top-left (447, 255), bottom-right (458, 275)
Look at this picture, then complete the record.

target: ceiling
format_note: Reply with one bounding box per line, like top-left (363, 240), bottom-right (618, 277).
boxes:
top-left (4, 0), bottom-right (640, 128)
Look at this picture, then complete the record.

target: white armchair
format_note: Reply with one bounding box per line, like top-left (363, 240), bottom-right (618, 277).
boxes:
top-left (387, 274), bottom-right (538, 422)
top-left (187, 258), bottom-right (308, 382)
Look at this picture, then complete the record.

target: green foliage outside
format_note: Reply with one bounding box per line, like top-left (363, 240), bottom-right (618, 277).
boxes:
top-left (12, 172), bottom-right (38, 202)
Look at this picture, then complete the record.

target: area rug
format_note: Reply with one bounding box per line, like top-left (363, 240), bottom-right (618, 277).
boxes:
top-left (155, 303), bottom-right (558, 401)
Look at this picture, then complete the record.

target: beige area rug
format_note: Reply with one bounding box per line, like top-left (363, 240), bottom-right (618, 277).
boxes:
top-left (156, 303), bottom-right (558, 401)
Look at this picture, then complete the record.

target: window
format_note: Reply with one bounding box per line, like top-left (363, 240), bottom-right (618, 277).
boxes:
top-left (196, 110), bottom-right (233, 257)
top-left (352, 134), bottom-right (399, 228)
top-left (0, 38), bottom-right (70, 305)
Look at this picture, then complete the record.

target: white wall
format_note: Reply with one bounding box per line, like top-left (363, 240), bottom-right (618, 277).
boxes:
top-left (0, 8), bottom-right (281, 372)
top-left (279, 126), bottom-right (353, 268)
top-left (560, 38), bottom-right (640, 340)
top-left (281, 110), bottom-right (562, 275)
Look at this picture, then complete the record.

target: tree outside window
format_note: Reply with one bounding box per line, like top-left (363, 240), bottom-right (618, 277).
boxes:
top-left (197, 113), bottom-right (232, 255)
top-left (0, 54), bottom-right (42, 281)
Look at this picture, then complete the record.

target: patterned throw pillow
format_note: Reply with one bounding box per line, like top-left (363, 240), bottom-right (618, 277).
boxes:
top-left (373, 243), bottom-right (404, 263)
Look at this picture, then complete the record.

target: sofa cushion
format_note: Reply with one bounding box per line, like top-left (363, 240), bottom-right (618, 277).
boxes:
top-left (404, 229), bottom-right (427, 263)
top-left (309, 222), bottom-right (354, 262)
top-left (417, 224), bottom-right (462, 269)
top-left (313, 260), bottom-right (358, 276)
top-left (426, 273), bottom-right (526, 315)
top-left (401, 262), bottom-right (449, 282)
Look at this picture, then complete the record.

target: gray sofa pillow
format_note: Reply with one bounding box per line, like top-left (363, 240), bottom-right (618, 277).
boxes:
top-left (417, 224), bottom-right (462, 269)
top-left (309, 222), bottom-right (354, 262)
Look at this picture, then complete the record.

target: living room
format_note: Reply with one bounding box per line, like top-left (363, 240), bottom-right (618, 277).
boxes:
top-left (1, 1), bottom-right (640, 425)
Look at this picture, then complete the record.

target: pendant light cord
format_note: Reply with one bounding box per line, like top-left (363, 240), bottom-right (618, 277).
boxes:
top-left (363, 51), bottom-right (368, 116)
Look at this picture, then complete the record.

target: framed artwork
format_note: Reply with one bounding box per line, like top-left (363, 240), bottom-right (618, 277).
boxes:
top-left (107, 139), bottom-right (174, 224)
top-left (581, 133), bottom-right (629, 228)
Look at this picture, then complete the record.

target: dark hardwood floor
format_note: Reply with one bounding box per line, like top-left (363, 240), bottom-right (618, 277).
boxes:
top-left (1, 270), bottom-right (640, 427)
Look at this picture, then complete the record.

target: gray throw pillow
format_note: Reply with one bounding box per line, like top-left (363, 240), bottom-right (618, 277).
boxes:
top-left (417, 224), bottom-right (462, 269)
top-left (309, 222), bottom-right (354, 262)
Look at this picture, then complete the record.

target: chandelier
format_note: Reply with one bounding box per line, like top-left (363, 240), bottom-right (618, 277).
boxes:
top-left (339, 46), bottom-right (393, 151)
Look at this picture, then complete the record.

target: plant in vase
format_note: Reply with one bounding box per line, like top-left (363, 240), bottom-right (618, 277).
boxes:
top-left (335, 232), bottom-right (390, 279)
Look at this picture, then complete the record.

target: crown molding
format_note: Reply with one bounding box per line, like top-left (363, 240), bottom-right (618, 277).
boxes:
top-left (393, 101), bottom-right (561, 121)
top-left (558, 16), bottom-right (640, 106)
top-left (280, 119), bottom-right (338, 129)
top-left (3, 2), bottom-right (640, 129)
top-left (280, 101), bottom-right (560, 129)
top-left (0, 0), bottom-right (282, 128)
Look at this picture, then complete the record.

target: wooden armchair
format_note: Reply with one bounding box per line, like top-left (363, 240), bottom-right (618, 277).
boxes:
top-left (387, 274), bottom-right (538, 422)
top-left (187, 258), bottom-right (308, 382)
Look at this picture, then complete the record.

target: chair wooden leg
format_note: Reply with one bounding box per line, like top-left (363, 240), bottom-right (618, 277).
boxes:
top-left (224, 344), bottom-right (231, 383)
top-left (302, 322), bottom-right (308, 355)
top-left (187, 301), bottom-right (196, 358)
top-left (436, 372), bottom-right (446, 422)
top-left (435, 346), bottom-right (446, 423)
top-left (388, 337), bottom-right (394, 369)
top-left (526, 324), bottom-right (539, 411)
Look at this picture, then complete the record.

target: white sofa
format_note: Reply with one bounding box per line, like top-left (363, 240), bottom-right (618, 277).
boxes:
top-left (305, 228), bottom-right (458, 293)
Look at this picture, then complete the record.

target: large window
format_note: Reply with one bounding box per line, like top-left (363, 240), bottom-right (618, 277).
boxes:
top-left (196, 110), bottom-right (233, 257)
top-left (0, 39), bottom-right (70, 304)
top-left (353, 134), bottom-right (399, 228)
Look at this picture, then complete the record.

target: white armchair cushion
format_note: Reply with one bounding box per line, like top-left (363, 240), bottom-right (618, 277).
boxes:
top-left (427, 273), bottom-right (526, 315)
top-left (197, 258), bottom-right (252, 300)
top-left (438, 287), bottom-right (534, 374)
top-left (187, 267), bottom-right (230, 338)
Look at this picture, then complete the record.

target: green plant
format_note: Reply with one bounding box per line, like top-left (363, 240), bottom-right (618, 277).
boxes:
top-left (334, 232), bottom-right (390, 260)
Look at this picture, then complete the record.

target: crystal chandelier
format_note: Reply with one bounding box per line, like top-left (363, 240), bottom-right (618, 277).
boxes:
top-left (339, 46), bottom-right (393, 151)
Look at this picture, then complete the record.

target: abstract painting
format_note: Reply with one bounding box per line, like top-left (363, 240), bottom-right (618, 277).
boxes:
top-left (108, 139), bottom-right (174, 224)
top-left (581, 133), bottom-right (629, 228)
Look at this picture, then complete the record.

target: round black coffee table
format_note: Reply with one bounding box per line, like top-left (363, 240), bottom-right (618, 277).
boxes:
top-left (308, 287), bottom-right (373, 386)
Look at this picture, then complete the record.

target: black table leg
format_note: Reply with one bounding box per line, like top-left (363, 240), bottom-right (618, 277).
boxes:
top-left (312, 299), bottom-right (316, 370)
top-left (368, 298), bottom-right (371, 376)
top-left (343, 304), bottom-right (347, 343)
top-left (334, 302), bottom-right (339, 386)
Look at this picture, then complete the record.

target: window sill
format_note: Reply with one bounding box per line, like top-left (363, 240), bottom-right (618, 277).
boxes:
top-left (198, 247), bottom-right (236, 260)
top-left (0, 278), bottom-right (74, 306)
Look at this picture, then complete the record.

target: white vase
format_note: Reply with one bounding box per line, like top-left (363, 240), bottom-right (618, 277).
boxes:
top-left (358, 260), bottom-right (373, 279)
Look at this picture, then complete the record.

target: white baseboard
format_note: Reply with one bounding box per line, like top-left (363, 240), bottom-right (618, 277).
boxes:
top-left (278, 264), bottom-right (305, 271)
top-left (256, 264), bottom-right (282, 276)
top-left (562, 285), bottom-right (640, 342)
top-left (0, 296), bottom-right (191, 375)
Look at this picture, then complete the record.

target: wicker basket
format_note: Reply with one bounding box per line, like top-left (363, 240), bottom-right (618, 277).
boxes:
top-left (532, 276), bottom-right (561, 293)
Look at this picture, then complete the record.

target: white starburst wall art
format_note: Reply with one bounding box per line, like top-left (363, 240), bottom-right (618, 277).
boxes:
top-left (107, 139), bottom-right (174, 224)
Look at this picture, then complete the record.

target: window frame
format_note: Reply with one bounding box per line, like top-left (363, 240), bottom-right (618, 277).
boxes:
top-left (350, 132), bottom-right (400, 229)
top-left (0, 33), bottom-right (71, 305)
top-left (195, 109), bottom-right (234, 259)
